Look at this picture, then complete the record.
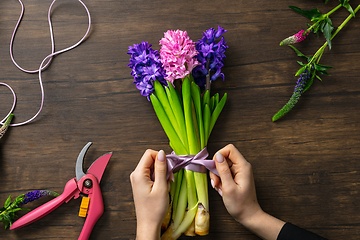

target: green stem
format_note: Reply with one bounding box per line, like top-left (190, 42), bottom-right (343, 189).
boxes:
top-left (167, 82), bottom-right (189, 152)
top-left (307, 4), bottom-right (360, 68)
top-left (173, 171), bottom-right (188, 230)
top-left (307, 4), bottom-right (341, 33)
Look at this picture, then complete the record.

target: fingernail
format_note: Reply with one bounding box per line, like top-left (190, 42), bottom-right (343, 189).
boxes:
top-left (216, 152), bottom-right (224, 163)
top-left (210, 179), bottom-right (215, 189)
top-left (170, 172), bottom-right (175, 182)
top-left (158, 150), bottom-right (166, 162)
top-left (218, 188), bottom-right (223, 197)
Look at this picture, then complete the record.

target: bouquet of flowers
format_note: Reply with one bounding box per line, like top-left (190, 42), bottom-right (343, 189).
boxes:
top-left (273, 0), bottom-right (359, 121)
top-left (128, 26), bottom-right (228, 239)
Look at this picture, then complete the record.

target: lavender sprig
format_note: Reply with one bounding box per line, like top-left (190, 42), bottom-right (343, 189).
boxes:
top-left (0, 190), bottom-right (59, 229)
top-left (272, 66), bottom-right (314, 122)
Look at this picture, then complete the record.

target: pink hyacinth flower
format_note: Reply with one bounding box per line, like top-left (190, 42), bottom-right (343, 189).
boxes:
top-left (280, 30), bottom-right (309, 46)
top-left (159, 29), bottom-right (200, 84)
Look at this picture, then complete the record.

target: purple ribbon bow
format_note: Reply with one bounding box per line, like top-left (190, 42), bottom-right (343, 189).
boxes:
top-left (165, 148), bottom-right (219, 178)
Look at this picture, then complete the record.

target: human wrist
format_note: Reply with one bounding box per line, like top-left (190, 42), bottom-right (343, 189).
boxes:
top-left (240, 209), bottom-right (285, 240)
top-left (136, 221), bottom-right (161, 240)
top-left (237, 205), bottom-right (264, 227)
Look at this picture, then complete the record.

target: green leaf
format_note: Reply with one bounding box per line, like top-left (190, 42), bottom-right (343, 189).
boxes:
top-left (2, 214), bottom-right (11, 229)
top-left (203, 104), bottom-right (211, 146)
top-left (321, 18), bottom-right (334, 49)
top-left (289, 6), bottom-right (322, 20)
top-left (289, 45), bottom-right (308, 60)
top-left (303, 76), bottom-right (314, 92)
top-left (190, 82), bottom-right (205, 149)
top-left (314, 63), bottom-right (333, 75)
top-left (4, 195), bottom-right (12, 208)
top-left (295, 66), bottom-right (307, 76)
top-left (150, 94), bottom-right (187, 155)
top-left (202, 90), bottom-right (210, 111)
top-left (182, 77), bottom-right (200, 154)
top-left (209, 93), bottom-right (227, 138)
top-left (166, 83), bottom-right (189, 152)
top-left (154, 81), bottom-right (180, 133)
top-left (316, 74), bottom-right (323, 81)
top-left (313, 22), bottom-right (321, 35)
top-left (340, 0), bottom-right (355, 16)
top-left (297, 61), bottom-right (306, 67)
top-left (8, 207), bottom-right (28, 213)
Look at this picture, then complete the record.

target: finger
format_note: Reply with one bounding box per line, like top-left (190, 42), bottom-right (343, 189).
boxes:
top-left (218, 144), bottom-right (249, 168)
top-left (209, 171), bottom-right (221, 188)
top-left (214, 151), bottom-right (235, 188)
top-left (218, 144), bottom-right (252, 185)
top-left (131, 149), bottom-right (158, 185)
top-left (153, 150), bottom-right (168, 191)
top-left (135, 149), bottom-right (158, 172)
top-left (209, 172), bottom-right (223, 196)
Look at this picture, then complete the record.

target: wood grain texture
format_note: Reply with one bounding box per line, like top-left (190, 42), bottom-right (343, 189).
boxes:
top-left (0, 0), bottom-right (360, 239)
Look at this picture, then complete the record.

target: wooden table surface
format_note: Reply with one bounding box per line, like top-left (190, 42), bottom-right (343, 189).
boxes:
top-left (1, 0), bottom-right (359, 239)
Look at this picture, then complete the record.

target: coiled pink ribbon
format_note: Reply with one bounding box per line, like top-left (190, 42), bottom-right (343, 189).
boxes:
top-left (0, 0), bottom-right (91, 127)
top-left (165, 148), bottom-right (219, 178)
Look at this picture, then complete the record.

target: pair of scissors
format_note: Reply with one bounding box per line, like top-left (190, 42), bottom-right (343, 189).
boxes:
top-left (10, 142), bottom-right (112, 240)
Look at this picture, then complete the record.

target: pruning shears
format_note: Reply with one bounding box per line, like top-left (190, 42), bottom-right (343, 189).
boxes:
top-left (10, 142), bottom-right (112, 240)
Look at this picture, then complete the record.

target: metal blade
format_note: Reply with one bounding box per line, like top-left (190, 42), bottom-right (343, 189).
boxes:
top-left (76, 142), bottom-right (93, 181)
top-left (86, 152), bottom-right (112, 182)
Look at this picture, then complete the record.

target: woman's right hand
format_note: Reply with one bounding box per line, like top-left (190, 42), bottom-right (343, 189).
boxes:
top-left (209, 144), bottom-right (285, 240)
top-left (209, 144), bottom-right (261, 224)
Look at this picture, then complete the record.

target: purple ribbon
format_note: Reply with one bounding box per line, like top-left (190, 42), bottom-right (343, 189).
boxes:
top-left (166, 148), bottom-right (219, 178)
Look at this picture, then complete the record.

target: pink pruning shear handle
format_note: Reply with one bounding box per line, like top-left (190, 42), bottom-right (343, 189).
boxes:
top-left (78, 174), bottom-right (104, 240)
top-left (10, 178), bottom-right (79, 230)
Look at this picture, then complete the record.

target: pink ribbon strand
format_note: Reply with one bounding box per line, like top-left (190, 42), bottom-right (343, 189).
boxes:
top-left (0, 0), bottom-right (91, 127)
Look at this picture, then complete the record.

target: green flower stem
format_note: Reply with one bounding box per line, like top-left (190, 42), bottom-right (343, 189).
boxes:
top-left (306, 4), bottom-right (341, 33)
top-left (170, 76), bottom-right (201, 236)
top-left (173, 203), bottom-right (198, 239)
top-left (185, 170), bottom-right (198, 210)
top-left (172, 170), bottom-right (184, 218)
top-left (306, 4), bottom-right (360, 69)
top-left (172, 171), bottom-right (187, 230)
top-left (170, 172), bottom-right (179, 206)
top-left (172, 169), bottom-right (198, 237)
top-left (194, 172), bottom-right (208, 209)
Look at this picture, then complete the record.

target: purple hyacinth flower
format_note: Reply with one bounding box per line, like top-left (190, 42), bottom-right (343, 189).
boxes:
top-left (127, 41), bottom-right (167, 100)
top-left (192, 26), bottom-right (228, 90)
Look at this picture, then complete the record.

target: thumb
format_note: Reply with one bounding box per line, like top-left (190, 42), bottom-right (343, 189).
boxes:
top-left (153, 150), bottom-right (168, 190)
top-left (214, 151), bottom-right (234, 187)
